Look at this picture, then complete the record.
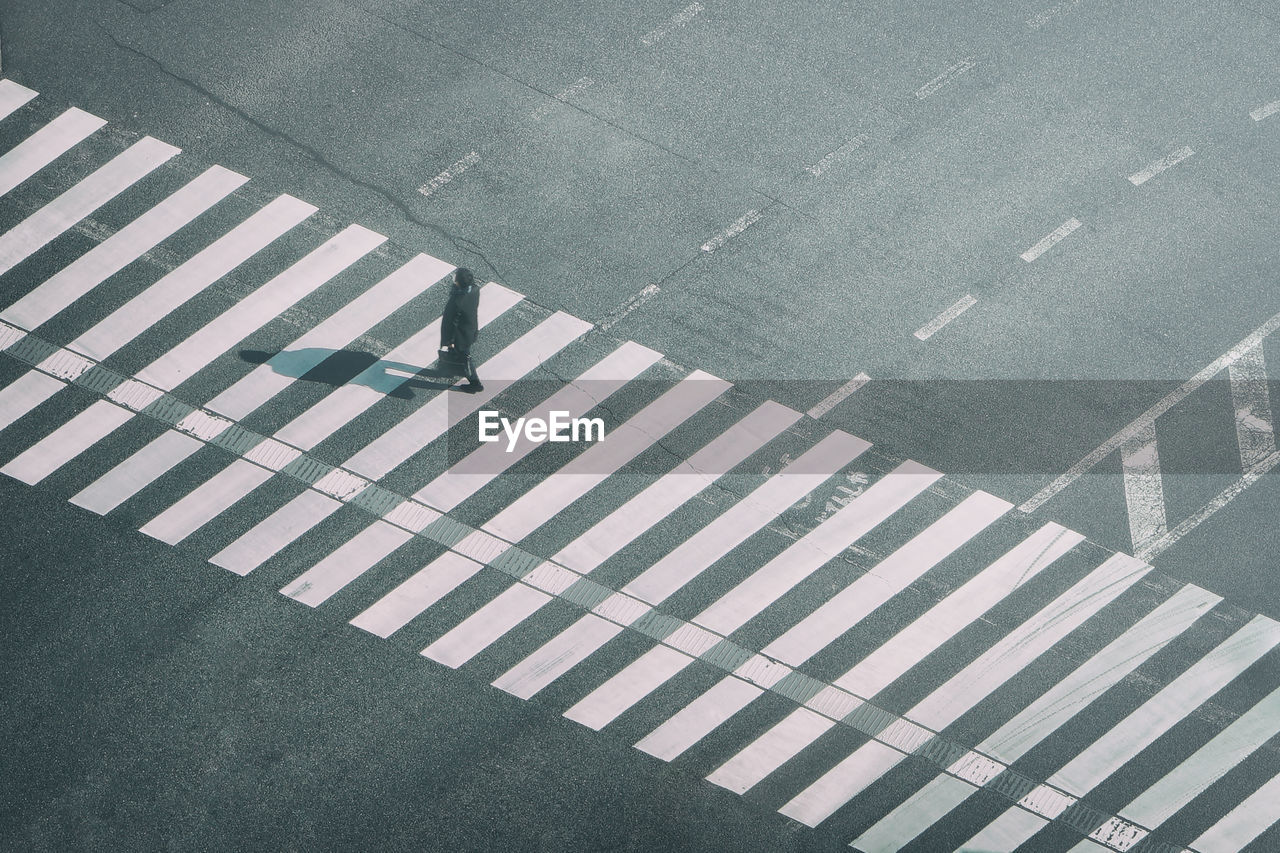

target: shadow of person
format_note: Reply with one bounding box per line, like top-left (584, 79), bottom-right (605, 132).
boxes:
top-left (240, 348), bottom-right (452, 400)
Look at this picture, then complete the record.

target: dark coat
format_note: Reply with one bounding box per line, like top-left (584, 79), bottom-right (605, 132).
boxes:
top-left (440, 282), bottom-right (480, 352)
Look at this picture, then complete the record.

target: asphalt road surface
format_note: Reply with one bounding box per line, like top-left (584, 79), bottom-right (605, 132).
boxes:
top-left (2, 2), bottom-right (1280, 851)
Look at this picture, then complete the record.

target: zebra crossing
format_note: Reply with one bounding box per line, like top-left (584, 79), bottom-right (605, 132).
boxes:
top-left (3, 77), bottom-right (1280, 852)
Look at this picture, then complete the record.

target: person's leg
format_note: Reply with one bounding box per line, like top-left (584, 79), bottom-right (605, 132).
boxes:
top-left (464, 353), bottom-right (483, 391)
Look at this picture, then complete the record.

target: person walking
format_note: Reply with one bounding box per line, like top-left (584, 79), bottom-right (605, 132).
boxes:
top-left (439, 267), bottom-right (483, 391)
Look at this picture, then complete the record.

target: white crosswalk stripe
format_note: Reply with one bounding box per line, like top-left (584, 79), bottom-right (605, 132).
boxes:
top-left (257, 308), bottom-right (591, 594)
top-left (68, 194), bottom-right (318, 362)
top-left (0, 79), bottom-right (38, 122)
top-left (6, 223), bottom-right (385, 493)
top-left (134, 254), bottom-right (448, 544)
top-left (0, 136), bottom-right (179, 280)
top-left (420, 400), bottom-right (797, 666)
top-left (204, 284), bottom-right (522, 575)
top-left (0, 106), bottom-right (104, 198)
top-left (4, 165), bottom-right (248, 330)
top-left (848, 583), bottom-right (1222, 852)
top-left (760, 489), bottom-right (1011, 667)
top-left (479, 369), bottom-right (731, 544)
top-left (778, 552), bottom-right (1150, 828)
top-left (412, 340), bottom-right (666, 512)
top-left (6, 82), bottom-right (1280, 853)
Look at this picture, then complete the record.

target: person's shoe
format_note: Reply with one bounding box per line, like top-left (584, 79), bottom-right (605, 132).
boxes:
top-left (464, 379), bottom-right (484, 393)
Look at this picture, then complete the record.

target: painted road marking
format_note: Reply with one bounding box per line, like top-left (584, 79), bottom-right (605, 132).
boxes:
top-left (481, 370), bottom-right (730, 543)
top-left (979, 584), bottom-right (1219, 763)
top-left (1118, 681), bottom-right (1280, 835)
top-left (1049, 614), bottom-right (1280, 796)
top-left (0, 107), bottom-right (105, 198)
top-left (1228, 342), bottom-right (1275, 469)
top-left (1140, 449), bottom-right (1280, 560)
top-left (0, 371), bottom-right (64, 432)
top-left (1127, 146), bottom-right (1193, 186)
top-left (852, 774), bottom-right (976, 853)
top-left (1250, 100), bottom-right (1280, 121)
top-left (431, 400), bottom-right (800, 668)
top-left (209, 490), bottom-right (343, 576)
top-left (414, 341), bottom-right (663, 511)
top-left (780, 553), bottom-right (1149, 828)
top-left (204, 253), bottom-right (449, 420)
top-left (1, 398), bottom-right (134, 484)
top-left (861, 585), bottom-right (1219, 851)
top-left (635, 676), bottom-right (762, 761)
top-left (706, 707), bottom-right (832, 794)
top-left (640, 2), bottom-right (704, 45)
top-left (914, 294), bottom-right (976, 340)
top-left (1190, 770), bottom-right (1280, 852)
top-left (834, 523), bottom-right (1082, 699)
top-left (417, 151), bottom-right (479, 198)
top-left (1026, 0), bottom-right (1081, 28)
top-left (492, 615), bottom-right (624, 700)
top-left (50, 225), bottom-right (387, 503)
top-left (272, 283), bottom-right (521, 451)
top-left (0, 79), bottom-right (38, 121)
top-left (1021, 304), bottom-right (1280, 512)
top-left (554, 400), bottom-right (799, 572)
top-left (960, 807), bottom-right (1046, 852)
top-left (139, 459), bottom-right (274, 545)
top-left (1020, 217), bottom-right (1081, 262)
top-left (4, 165), bottom-right (248, 331)
top-left (915, 58), bottom-right (975, 99)
top-left (598, 283), bottom-right (659, 331)
top-left (806, 372), bottom-right (869, 418)
top-left (531, 77), bottom-right (594, 120)
top-left (280, 521), bottom-right (414, 607)
top-left (805, 134), bottom-right (867, 177)
top-left (622, 430), bottom-right (869, 605)
top-left (563, 644), bottom-right (692, 730)
top-left (0, 136), bottom-right (179, 281)
top-left (1119, 422), bottom-right (1167, 554)
top-left (139, 224), bottom-right (386, 391)
top-left (67, 195), bottom-right (318, 361)
top-left (419, 580), bottom-right (548, 662)
top-left (345, 311), bottom-right (593, 481)
top-left (700, 209), bottom-right (760, 253)
top-left (207, 310), bottom-right (588, 571)
top-left (461, 404), bottom-right (810, 674)
top-left (69, 431), bottom-right (202, 515)
top-left (349, 550), bottom-right (482, 638)
top-left (693, 460), bottom-right (941, 637)
top-left (761, 490), bottom-right (1011, 666)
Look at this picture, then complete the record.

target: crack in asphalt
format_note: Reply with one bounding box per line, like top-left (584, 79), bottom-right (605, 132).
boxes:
top-left (93, 18), bottom-right (508, 285)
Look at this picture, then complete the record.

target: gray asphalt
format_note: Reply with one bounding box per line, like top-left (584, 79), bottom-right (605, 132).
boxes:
top-left (3, 0), bottom-right (1280, 850)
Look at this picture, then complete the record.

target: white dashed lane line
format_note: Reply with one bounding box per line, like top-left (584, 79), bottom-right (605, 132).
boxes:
top-left (1128, 146), bottom-right (1194, 186)
top-left (915, 294), bottom-right (977, 341)
top-left (1020, 217), bottom-right (1081, 262)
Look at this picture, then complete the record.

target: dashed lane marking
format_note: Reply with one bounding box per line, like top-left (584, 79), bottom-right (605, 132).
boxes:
top-left (1020, 217), bottom-right (1081, 262)
top-left (1127, 146), bottom-right (1194, 186)
top-left (640, 2), bottom-right (704, 45)
top-left (806, 372), bottom-right (870, 419)
top-left (599, 283), bottom-right (659, 331)
top-left (1250, 100), bottom-right (1280, 122)
top-left (914, 58), bottom-right (976, 100)
top-left (1021, 304), bottom-right (1280, 512)
top-left (805, 135), bottom-right (867, 177)
top-left (914, 294), bottom-right (977, 340)
top-left (417, 151), bottom-right (480, 198)
top-left (531, 77), bottom-right (594, 120)
top-left (700, 209), bottom-right (760, 253)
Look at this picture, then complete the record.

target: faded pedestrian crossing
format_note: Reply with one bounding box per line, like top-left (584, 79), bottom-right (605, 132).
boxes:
top-left (2, 78), bottom-right (1280, 852)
